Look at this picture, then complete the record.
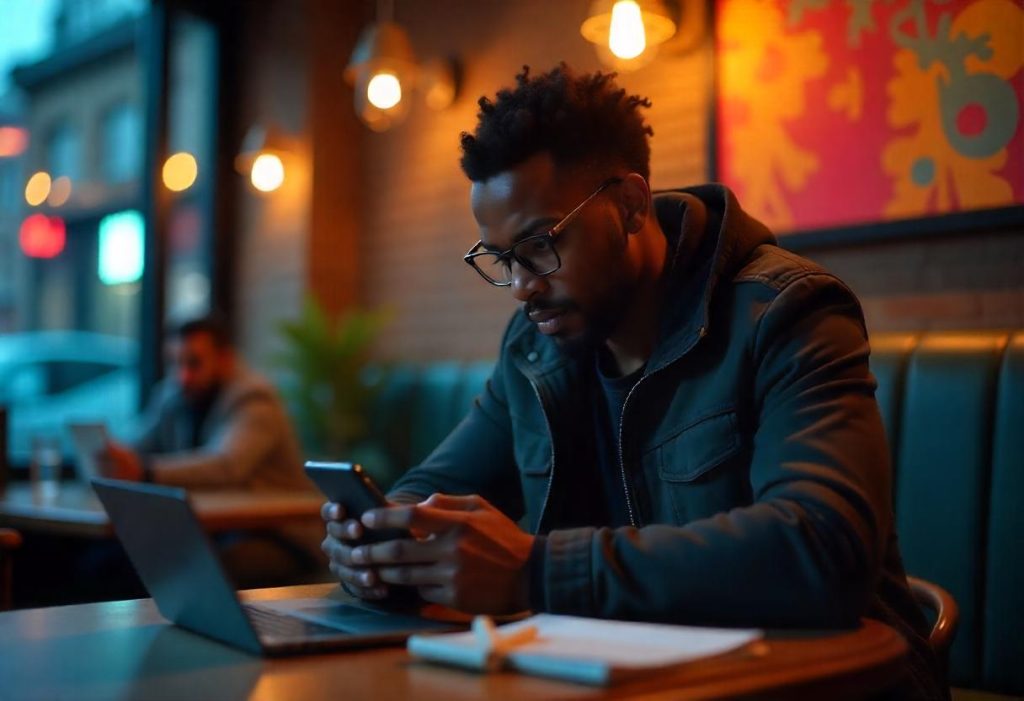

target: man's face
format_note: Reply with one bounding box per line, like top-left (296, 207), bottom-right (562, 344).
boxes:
top-left (170, 332), bottom-right (230, 403)
top-left (470, 153), bottom-right (635, 352)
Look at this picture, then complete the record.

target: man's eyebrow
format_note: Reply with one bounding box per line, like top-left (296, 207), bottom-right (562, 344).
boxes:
top-left (481, 217), bottom-right (561, 252)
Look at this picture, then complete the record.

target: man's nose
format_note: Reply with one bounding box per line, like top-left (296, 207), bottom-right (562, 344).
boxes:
top-left (509, 261), bottom-right (547, 302)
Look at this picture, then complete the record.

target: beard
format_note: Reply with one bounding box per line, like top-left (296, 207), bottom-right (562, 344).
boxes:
top-left (529, 273), bottom-right (636, 359)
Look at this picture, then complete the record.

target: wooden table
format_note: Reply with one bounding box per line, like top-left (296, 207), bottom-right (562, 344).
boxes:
top-left (0, 482), bottom-right (325, 538)
top-left (0, 583), bottom-right (909, 700)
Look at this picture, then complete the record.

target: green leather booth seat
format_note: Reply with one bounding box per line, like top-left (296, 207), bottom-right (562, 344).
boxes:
top-left (872, 331), bottom-right (1023, 695)
top-left (366, 361), bottom-right (494, 486)
top-left (368, 330), bottom-right (1024, 695)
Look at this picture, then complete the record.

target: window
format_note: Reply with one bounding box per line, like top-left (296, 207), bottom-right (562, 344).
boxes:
top-left (101, 102), bottom-right (141, 183)
top-left (0, 161), bottom-right (17, 208)
top-left (0, 1), bottom-right (224, 466)
top-left (46, 121), bottom-right (81, 180)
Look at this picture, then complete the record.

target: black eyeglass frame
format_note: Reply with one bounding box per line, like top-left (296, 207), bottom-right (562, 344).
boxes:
top-left (463, 176), bottom-right (624, 287)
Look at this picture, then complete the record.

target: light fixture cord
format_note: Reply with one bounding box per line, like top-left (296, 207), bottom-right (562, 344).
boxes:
top-left (377, 0), bottom-right (395, 23)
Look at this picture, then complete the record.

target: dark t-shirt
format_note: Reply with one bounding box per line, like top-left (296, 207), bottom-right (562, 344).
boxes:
top-left (591, 351), bottom-right (644, 528)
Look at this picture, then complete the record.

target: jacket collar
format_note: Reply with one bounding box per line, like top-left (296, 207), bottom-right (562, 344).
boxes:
top-left (508, 183), bottom-right (775, 377)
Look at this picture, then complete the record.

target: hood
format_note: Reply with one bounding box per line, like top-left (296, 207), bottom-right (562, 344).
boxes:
top-left (646, 184), bottom-right (776, 372)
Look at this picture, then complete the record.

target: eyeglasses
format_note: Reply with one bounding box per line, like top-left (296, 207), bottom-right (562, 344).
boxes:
top-left (463, 177), bottom-right (623, 287)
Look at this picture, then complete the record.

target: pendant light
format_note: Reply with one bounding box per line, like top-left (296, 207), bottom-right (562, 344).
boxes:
top-left (345, 0), bottom-right (418, 132)
top-left (580, 0), bottom-right (678, 71)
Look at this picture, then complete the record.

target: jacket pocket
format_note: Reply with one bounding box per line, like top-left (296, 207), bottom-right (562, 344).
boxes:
top-left (657, 409), bottom-right (742, 482)
top-left (513, 423), bottom-right (552, 476)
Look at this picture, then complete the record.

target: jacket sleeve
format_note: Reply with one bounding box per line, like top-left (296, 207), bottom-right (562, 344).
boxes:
top-left (387, 349), bottom-right (524, 519)
top-left (537, 274), bottom-right (891, 628)
top-left (149, 396), bottom-right (282, 489)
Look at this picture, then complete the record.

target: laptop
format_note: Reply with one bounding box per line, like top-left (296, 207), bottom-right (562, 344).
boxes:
top-left (91, 477), bottom-right (460, 656)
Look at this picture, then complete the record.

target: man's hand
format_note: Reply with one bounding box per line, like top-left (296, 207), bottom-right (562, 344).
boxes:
top-left (347, 493), bottom-right (535, 614)
top-left (96, 441), bottom-right (144, 481)
top-left (321, 502), bottom-right (391, 601)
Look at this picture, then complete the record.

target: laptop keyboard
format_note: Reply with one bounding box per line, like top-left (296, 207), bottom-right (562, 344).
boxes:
top-left (244, 604), bottom-right (349, 639)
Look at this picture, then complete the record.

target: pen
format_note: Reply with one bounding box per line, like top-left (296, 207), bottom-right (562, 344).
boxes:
top-left (471, 615), bottom-right (539, 671)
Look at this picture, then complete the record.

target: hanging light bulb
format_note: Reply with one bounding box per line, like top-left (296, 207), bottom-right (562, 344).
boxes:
top-left (609, 1), bottom-right (647, 59)
top-left (367, 72), bottom-right (403, 110)
top-left (581, 0), bottom-right (677, 71)
top-left (235, 124), bottom-right (292, 195)
top-left (345, 0), bottom-right (417, 132)
top-left (250, 153), bottom-right (285, 192)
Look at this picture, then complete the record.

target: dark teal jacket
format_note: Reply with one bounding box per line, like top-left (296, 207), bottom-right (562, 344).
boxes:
top-left (391, 184), bottom-right (944, 699)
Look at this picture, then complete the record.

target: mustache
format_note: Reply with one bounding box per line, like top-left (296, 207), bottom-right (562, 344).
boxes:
top-left (525, 299), bottom-right (573, 315)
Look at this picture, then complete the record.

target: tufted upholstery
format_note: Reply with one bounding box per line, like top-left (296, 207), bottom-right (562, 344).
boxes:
top-left (869, 331), bottom-right (1022, 695)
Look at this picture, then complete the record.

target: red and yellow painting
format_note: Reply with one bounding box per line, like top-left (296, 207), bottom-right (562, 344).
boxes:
top-left (715, 0), bottom-right (1024, 234)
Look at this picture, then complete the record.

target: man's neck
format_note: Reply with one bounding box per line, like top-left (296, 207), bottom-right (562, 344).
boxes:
top-left (603, 220), bottom-right (669, 377)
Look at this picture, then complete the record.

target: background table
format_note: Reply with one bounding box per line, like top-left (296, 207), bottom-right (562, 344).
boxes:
top-left (0, 482), bottom-right (324, 538)
top-left (0, 583), bottom-right (910, 701)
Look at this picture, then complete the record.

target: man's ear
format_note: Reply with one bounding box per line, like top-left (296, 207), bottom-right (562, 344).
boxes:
top-left (619, 173), bottom-right (650, 235)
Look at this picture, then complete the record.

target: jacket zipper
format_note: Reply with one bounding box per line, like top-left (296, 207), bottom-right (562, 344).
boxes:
top-left (527, 375), bottom-right (556, 534)
top-left (617, 325), bottom-right (708, 528)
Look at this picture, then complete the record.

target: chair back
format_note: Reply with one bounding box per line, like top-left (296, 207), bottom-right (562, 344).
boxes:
top-left (0, 527), bottom-right (23, 610)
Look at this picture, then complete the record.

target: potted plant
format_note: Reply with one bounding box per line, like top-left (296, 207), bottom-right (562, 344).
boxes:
top-left (273, 297), bottom-right (396, 485)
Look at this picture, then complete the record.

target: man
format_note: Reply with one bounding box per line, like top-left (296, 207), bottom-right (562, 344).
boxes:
top-left (98, 316), bottom-right (317, 585)
top-left (322, 65), bottom-right (945, 698)
top-left (99, 316), bottom-right (308, 492)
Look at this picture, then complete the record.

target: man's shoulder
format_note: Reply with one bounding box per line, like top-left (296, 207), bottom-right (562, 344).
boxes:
top-left (222, 366), bottom-right (283, 409)
top-left (730, 243), bottom-right (850, 297)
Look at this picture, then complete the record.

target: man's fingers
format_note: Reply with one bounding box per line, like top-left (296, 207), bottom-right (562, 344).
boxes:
top-left (326, 519), bottom-right (363, 541)
top-left (362, 504), bottom-right (464, 534)
top-left (349, 536), bottom-right (445, 566)
top-left (421, 493), bottom-right (485, 512)
top-left (328, 560), bottom-right (383, 589)
top-left (320, 502), bottom-right (345, 522)
top-left (376, 564), bottom-right (452, 587)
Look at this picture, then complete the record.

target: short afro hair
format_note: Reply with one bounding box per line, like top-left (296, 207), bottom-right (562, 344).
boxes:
top-left (459, 64), bottom-right (653, 183)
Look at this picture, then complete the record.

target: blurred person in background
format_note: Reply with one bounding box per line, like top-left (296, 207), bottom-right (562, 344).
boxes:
top-left (98, 315), bottom-right (319, 585)
top-left (98, 316), bottom-right (308, 492)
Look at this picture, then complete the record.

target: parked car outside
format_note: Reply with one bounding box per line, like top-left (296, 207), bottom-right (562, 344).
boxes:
top-left (0, 331), bottom-right (140, 466)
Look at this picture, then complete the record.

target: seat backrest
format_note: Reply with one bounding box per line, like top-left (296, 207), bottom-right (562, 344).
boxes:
top-left (868, 333), bottom-right (919, 492)
top-left (873, 331), bottom-right (1015, 692)
top-left (407, 362), bottom-right (466, 466)
top-left (983, 332), bottom-right (1024, 694)
top-left (456, 361), bottom-right (495, 419)
top-left (366, 364), bottom-right (420, 475)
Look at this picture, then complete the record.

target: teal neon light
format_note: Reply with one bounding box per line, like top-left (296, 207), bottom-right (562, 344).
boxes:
top-left (98, 210), bottom-right (145, 285)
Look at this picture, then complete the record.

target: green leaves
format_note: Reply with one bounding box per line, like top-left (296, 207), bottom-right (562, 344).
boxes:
top-left (273, 296), bottom-right (391, 459)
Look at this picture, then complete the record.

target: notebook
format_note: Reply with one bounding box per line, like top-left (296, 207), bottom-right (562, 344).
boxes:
top-left (408, 613), bottom-right (761, 685)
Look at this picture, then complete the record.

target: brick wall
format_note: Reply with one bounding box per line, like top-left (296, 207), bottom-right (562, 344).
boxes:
top-left (805, 229), bottom-right (1024, 332)
top-left (235, 0), bottom-right (312, 369)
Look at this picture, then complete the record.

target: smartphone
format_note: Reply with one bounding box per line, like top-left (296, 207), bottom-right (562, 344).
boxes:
top-left (305, 461), bottom-right (409, 544)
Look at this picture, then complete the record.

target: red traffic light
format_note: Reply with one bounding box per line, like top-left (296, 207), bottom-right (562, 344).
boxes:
top-left (19, 214), bottom-right (66, 259)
